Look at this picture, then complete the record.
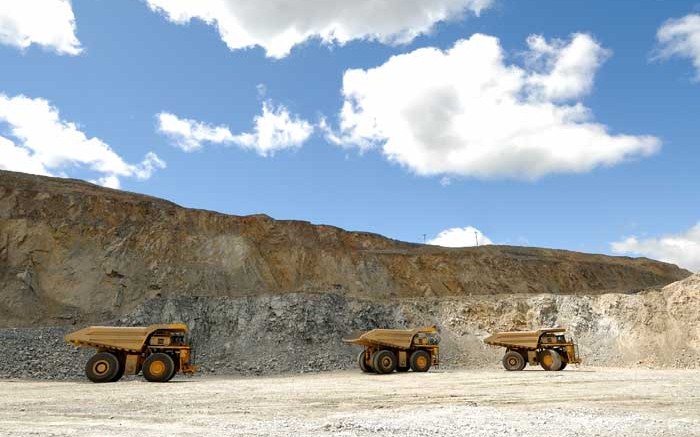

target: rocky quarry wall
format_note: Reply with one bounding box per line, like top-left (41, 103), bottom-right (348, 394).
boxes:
top-left (0, 170), bottom-right (697, 378)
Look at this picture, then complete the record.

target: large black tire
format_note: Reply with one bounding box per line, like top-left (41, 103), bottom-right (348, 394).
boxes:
top-left (409, 350), bottom-right (431, 372)
top-left (558, 361), bottom-right (567, 371)
top-left (110, 363), bottom-right (126, 382)
top-left (85, 352), bottom-right (120, 383)
top-left (539, 349), bottom-right (563, 371)
top-left (502, 351), bottom-right (526, 371)
top-left (358, 351), bottom-right (372, 373)
top-left (143, 353), bottom-right (176, 382)
top-left (372, 350), bottom-right (397, 374)
top-left (109, 354), bottom-right (126, 382)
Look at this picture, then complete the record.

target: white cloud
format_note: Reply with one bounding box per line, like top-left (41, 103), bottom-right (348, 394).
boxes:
top-left (611, 223), bottom-right (700, 272)
top-left (0, 0), bottom-right (82, 55)
top-left (145, 0), bottom-right (493, 58)
top-left (0, 135), bottom-right (50, 175)
top-left (656, 14), bottom-right (700, 80)
top-left (327, 33), bottom-right (660, 180)
top-left (428, 226), bottom-right (493, 247)
top-left (157, 101), bottom-right (313, 156)
top-left (232, 101), bottom-right (313, 156)
top-left (525, 34), bottom-right (610, 100)
top-left (0, 94), bottom-right (165, 189)
top-left (156, 112), bottom-right (234, 152)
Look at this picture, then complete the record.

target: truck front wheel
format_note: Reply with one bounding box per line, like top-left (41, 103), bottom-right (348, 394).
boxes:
top-left (85, 352), bottom-right (120, 383)
top-left (539, 349), bottom-right (562, 371)
top-left (143, 353), bottom-right (176, 382)
top-left (410, 350), bottom-right (431, 372)
top-left (502, 351), bottom-right (526, 371)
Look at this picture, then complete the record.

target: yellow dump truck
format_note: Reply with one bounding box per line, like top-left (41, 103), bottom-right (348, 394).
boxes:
top-left (344, 326), bottom-right (440, 374)
top-left (64, 324), bottom-right (196, 383)
top-left (484, 327), bottom-right (581, 371)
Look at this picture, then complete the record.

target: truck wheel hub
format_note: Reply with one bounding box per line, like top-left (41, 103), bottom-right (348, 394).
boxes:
top-left (150, 361), bottom-right (165, 376)
top-left (93, 361), bottom-right (109, 375)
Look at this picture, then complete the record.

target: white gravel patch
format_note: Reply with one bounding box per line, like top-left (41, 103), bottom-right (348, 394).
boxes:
top-left (0, 368), bottom-right (697, 436)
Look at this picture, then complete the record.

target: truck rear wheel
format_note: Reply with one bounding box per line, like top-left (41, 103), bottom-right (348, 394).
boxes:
top-left (410, 350), bottom-right (431, 372)
top-left (539, 350), bottom-right (562, 371)
top-left (372, 350), bottom-right (397, 374)
top-left (110, 363), bottom-right (126, 382)
top-left (85, 352), bottom-right (120, 383)
top-left (143, 353), bottom-right (176, 382)
top-left (558, 362), bottom-right (567, 371)
top-left (109, 354), bottom-right (126, 382)
top-left (502, 351), bottom-right (526, 371)
top-left (358, 351), bottom-right (372, 373)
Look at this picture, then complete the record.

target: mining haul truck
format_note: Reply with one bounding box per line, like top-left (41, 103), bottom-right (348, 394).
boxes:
top-left (484, 327), bottom-right (581, 371)
top-left (344, 326), bottom-right (440, 374)
top-left (64, 324), bottom-right (196, 383)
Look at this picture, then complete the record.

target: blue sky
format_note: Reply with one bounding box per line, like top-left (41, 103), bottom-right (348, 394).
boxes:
top-left (1, 0), bottom-right (699, 270)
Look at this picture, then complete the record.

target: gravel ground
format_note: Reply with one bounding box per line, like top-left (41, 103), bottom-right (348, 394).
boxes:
top-left (0, 368), bottom-right (697, 436)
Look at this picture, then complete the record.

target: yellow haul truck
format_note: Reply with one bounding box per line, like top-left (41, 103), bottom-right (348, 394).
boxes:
top-left (64, 324), bottom-right (196, 383)
top-left (344, 326), bottom-right (440, 374)
top-left (484, 327), bottom-right (581, 371)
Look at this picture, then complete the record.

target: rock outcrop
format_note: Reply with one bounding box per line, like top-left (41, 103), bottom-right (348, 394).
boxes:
top-left (2, 274), bottom-right (698, 379)
top-left (0, 170), bottom-right (690, 327)
top-left (123, 273), bottom-right (700, 372)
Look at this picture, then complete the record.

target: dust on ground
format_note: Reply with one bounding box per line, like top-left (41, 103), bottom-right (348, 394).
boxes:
top-left (1, 368), bottom-right (697, 436)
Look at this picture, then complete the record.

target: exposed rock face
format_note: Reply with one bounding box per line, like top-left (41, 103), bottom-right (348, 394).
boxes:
top-left (123, 274), bottom-right (700, 373)
top-left (1, 275), bottom-right (697, 379)
top-left (0, 170), bottom-right (697, 377)
top-left (0, 170), bottom-right (690, 327)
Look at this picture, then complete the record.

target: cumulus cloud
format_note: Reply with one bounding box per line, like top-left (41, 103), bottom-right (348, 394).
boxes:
top-left (157, 101), bottom-right (313, 156)
top-left (0, 94), bottom-right (165, 189)
top-left (326, 33), bottom-right (660, 180)
top-left (428, 226), bottom-right (493, 247)
top-left (525, 34), bottom-right (610, 100)
top-left (0, 0), bottom-right (82, 55)
top-left (656, 14), bottom-right (700, 80)
top-left (233, 101), bottom-right (314, 156)
top-left (156, 112), bottom-right (234, 152)
top-left (145, 0), bottom-right (493, 58)
top-left (611, 223), bottom-right (700, 272)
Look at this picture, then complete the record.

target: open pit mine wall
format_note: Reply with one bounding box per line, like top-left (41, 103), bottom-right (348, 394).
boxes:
top-left (0, 170), bottom-right (690, 328)
top-left (1, 275), bottom-right (697, 379)
top-left (120, 274), bottom-right (698, 373)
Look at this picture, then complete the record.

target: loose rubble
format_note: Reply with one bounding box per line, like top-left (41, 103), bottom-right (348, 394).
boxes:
top-left (0, 327), bottom-right (91, 379)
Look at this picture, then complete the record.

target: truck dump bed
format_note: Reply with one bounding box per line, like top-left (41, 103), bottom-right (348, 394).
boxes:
top-left (344, 326), bottom-right (437, 349)
top-left (483, 328), bottom-right (566, 350)
top-left (64, 324), bottom-right (188, 352)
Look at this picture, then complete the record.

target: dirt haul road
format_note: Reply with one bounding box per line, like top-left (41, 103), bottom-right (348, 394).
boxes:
top-left (1, 368), bottom-right (698, 436)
